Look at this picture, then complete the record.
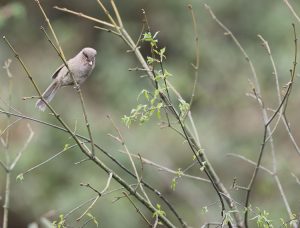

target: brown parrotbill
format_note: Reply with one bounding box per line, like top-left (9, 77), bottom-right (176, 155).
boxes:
top-left (35, 47), bottom-right (97, 111)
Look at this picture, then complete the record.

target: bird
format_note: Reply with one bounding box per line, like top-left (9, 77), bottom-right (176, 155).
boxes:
top-left (35, 47), bottom-right (97, 111)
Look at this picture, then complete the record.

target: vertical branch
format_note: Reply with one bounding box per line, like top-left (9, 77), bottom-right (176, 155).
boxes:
top-left (186, 4), bottom-right (201, 146)
top-left (186, 4), bottom-right (199, 115)
top-left (280, 25), bottom-right (300, 155)
top-left (283, 24), bottom-right (297, 112)
top-left (1, 61), bottom-right (34, 228)
top-left (257, 34), bottom-right (295, 221)
top-left (1, 58), bottom-right (13, 228)
top-left (2, 169), bottom-right (10, 228)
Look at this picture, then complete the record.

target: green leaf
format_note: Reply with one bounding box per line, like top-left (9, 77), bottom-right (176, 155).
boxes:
top-left (142, 32), bottom-right (158, 47)
top-left (176, 168), bottom-right (183, 177)
top-left (159, 47), bottom-right (166, 62)
top-left (63, 144), bottom-right (69, 151)
top-left (171, 178), bottom-right (177, 191)
top-left (163, 69), bottom-right (172, 78)
top-left (252, 208), bottom-right (273, 228)
top-left (179, 98), bottom-right (190, 120)
top-left (122, 115), bottom-right (131, 128)
top-left (201, 206), bottom-right (208, 214)
top-left (53, 214), bottom-right (65, 228)
top-left (156, 102), bottom-right (163, 119)
top-left (147, 56), bottom-right (159, 65)
top-left (153, 204), bottom-right (166, 218)
top-left (16, 173), bottom-right (24, 181)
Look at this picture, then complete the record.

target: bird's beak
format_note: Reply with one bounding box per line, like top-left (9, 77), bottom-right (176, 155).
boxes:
top-left (88, 60), bottom-right (93, 66)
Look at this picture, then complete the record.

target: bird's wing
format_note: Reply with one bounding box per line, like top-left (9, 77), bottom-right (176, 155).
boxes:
top-left (51, 64), bottom-right (64, 79)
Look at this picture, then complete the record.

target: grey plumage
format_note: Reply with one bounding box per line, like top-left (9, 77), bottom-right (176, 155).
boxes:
top-left (36, 47), bottom-right (97, 111)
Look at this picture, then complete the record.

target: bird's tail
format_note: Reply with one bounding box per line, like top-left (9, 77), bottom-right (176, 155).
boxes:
top-left (36, 80), bottom-right (60, 111)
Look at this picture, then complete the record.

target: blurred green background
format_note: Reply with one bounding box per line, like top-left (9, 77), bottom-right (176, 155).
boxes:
top-left (1, 0), bottom-right (300, 227)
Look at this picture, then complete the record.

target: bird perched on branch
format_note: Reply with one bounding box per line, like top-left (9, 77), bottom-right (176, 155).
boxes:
top-left (36, 47), bottom-right (97, 111)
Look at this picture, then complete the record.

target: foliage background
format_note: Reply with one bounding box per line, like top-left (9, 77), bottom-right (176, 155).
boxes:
top-left (1, 0), bottom-right (300, 227)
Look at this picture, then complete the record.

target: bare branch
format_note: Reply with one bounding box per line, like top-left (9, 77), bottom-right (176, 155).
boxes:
top-left (10, 124), bottom-right (34, 170)
top-left (283, 0), bottom-right (300, 23)
top-left (227, 153), bottom-right (272, 175)
top-left (54, 6), bottom-right (115, 28)
top-left (123, 192), bottom-right (152, 227)
top-left (20, 144), bottom-right (79, 177)
top-left (118, 150), bottom-right (210, 183)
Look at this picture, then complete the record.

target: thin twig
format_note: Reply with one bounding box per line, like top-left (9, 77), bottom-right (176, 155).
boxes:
top-left (76, 196), bottom-right (99, 222)
top-left (184, 5), bottom-right (200, 125)
top-left (20, 144), bottom-right (78, 177)
top-left (101, 172), bottom-right (113, 194)
top-left (291, 173), bottom-right (300, 185)
top-left (0, 97), bottom-right (22, 115)
top-left (74, 158), bottom-right (90, 165)
top-left (1, 57), bottom-right (13, 228)
top-left (226, 153), bottom-right (272, 175)
top-left (283, 0), bottom-right (300, 23)
top-left (0, 118), bottom-right (21, 138)
top-left (54, 6), bottom-right (115, 28)
top-left (2, 59), bottom-right (12, 78)
top-left (123, 192), bottom-right (152, 227)
top-left (94, 26), bottom-right (121, 36)
top-left (80, 217), bottom-right (94, 228)
top-left (80, 183), bottom-right (102, 196)
top-left (65, 197), bottom-right (97, 219)
top-left (0, 160), bottom-right (8, 172)
top-left (10, 124), bottom-right (34, 170)
top-left (65, 184), bottom-right (138, 220)
top-left (118, 150), bottom-right (210, 183)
